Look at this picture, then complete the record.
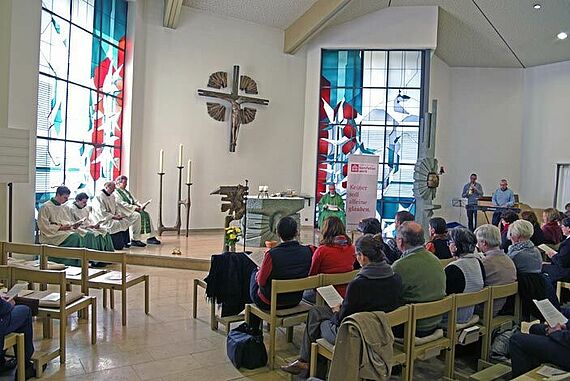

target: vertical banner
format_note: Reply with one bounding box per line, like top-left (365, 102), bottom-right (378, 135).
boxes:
top-left (346, 155), bottom-right (379, 231)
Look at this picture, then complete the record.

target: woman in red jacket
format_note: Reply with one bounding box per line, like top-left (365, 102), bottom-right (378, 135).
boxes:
top-left (304, 216), bottom-right (356, 302)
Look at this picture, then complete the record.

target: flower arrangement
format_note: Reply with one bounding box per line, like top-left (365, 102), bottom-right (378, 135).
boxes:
top-left (224, 225), bottom-right (242, 250)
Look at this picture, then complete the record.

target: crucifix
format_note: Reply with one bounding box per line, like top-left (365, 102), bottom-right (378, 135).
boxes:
top-left (198, 65), bottom-right (269, 152)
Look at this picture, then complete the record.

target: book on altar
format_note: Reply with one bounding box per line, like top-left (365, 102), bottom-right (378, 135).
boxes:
top-left (327, 204), bottom-right (339, 211)
top-left (6, 282), bottom-right (29, 298)
top-left (538, 244), bottom-right (557, 256)
top-left (533, 299), bottom-right (568, 327)
top-left (247, 251), bottom-right (265, 268)
top-left (141, 199), bottom-right (152, 210)
top-left (317, 285), bottom-right (343, 308)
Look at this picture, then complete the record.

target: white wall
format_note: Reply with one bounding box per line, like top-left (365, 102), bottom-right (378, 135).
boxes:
top-left (131, 2), bottom-right (307, 229)
top-left (521, 60), bottom-right (570, 209)
top-left (299, 6), bottom-right (439, 226)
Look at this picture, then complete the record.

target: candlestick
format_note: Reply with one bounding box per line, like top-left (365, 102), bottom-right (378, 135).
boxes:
top-left (178, 144), bottom-right (184, 167)
top-left (159, 149), bottom-right (164, 173)
top-left (186, 160), bottom-right (192, 183)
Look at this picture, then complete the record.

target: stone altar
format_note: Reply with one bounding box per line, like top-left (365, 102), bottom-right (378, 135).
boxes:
top-left (244, 196), bottom-right (305, 247)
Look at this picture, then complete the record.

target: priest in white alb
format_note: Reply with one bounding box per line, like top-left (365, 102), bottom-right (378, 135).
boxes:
top-left (37, 186), bottom-right (85, 248)
top-left (66, 192), bottom-right (115, 251)
top-left (114, 175), bottom-right (161, 245)
top-left (91, 181), bottom-right (142, 249)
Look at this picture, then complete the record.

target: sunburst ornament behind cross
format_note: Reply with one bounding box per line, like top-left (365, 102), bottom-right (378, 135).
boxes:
top-left (197, 65), bottom-right (269, 152)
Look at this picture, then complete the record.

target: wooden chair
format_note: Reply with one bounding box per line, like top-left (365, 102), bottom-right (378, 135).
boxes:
top-left (451, 288), bottom-right (491, 379)
top-left (9, 266), bottom-right (96, 371)
top-left (3, 333), bottom-right (25, 381)
top-left (482, 282), bottom-right (520, 363)
top-left (245, 275), bottom-right (320, 369)
top-left (408, 295), bottom-right (456, 380)
top-left (1, 242), bottom-right (42, 265)
top-left (84, 249), bottom-right (149, 326)
top-left (556, 281), bottom-right (570, 303)
top-left (191, 278), bottom-right (243, 332)
top-left (309, 305), bottom-right (412, 380)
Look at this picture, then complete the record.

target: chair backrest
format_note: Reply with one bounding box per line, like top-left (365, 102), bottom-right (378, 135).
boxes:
top-left (41, 245), bottom-right (88, 292)
top-left (84, 249), bottom-right (127, 288)
top-left (271, 275), bottom-right (320, 296)
top-left (455, 287), bottom-right (490, 309)
top-left (385, 305), bottom-right (411, 327)
top-left (411, 295), bottom-right (456, 339)
top-left (1, 242), bottom-right (43, 264)
top-left (490, 282), bottom-right (517, 299)
top-left (0, 265), bottom-right (10, 285)
top-left (439, 258), bottom-right (455, 268)
top-left (10, 267), bottom-right (67, 311)
top-left (319, 270), bottom-right (358, 287)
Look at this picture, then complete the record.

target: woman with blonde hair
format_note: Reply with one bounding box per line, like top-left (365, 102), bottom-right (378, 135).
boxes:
top-left (542, 208), bottom-right (563, 245)
top-left (508, 220), bottom-right (542, 274)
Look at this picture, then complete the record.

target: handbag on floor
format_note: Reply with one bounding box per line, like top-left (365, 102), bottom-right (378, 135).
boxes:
top-left (226, 322), bottom-right (267, 369)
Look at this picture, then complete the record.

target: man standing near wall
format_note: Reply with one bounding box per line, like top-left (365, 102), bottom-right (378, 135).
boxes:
top-left (462, 173), bottom-right (483, 231)
top-left (491, 179), bottom-right (515, 226)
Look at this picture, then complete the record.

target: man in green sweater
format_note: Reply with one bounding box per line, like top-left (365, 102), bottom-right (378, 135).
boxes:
top-left (392, 221), bottom-right (446, 335)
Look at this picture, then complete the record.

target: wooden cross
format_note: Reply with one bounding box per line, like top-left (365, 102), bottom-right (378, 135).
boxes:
top-left (198, 65), bottom-right (269, 152)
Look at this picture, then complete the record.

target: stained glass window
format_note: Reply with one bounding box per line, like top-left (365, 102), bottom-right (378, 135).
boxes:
top-left (36, 0), bottom-right (127, 207)
top-left (316, 49), bottom-right (426, 234)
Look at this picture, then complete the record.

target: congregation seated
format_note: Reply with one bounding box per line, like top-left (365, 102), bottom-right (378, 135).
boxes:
top-left (114, 175), bottom-right (161, 246)
top-left (281, 234), bottom-right (403, 376)
top-left (304, 216), bottom-right (355, 303)
top-left (445, 227), bottom-right (485, 323)
top-left (425, 217), bottom-right (452, 259)
top-left (542, 217), bottom-right (570, 288)
top-left (474, 224), bottom-right (517, 315)
top-left (38, 186), bottom-right (108, 257)
top-left (65, 192), bottom-right (114, 252)
top-left (392, 221), bottom-right (446, 336)
top-left (0, 294), bottom-right (36, 379)
top-left (384, 211), bottom-right (415, 264)
top-left (566, 202), bottom-right (570, 218)
top-left (248, 216), bottom-right (312, 328)
top-left (507, 220), bottom-right (543, 274)
top-left (521, 210), bottom-right (545, 246)
top-left (542, 207), bottom-right (563, 245)
top-left (91, 181), bottom-right (140, 250)
top-left (357, 217), bottom-right (398, 264)
top-left (510, 320), bottom-right (570, 377)
top-left (500, 210), bottom-right (519, 253)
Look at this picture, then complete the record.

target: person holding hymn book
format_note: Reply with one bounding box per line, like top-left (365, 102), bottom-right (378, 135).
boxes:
top-left (444, 228), bottom-right (485, 324)
top-left (474, 224), bottom-right (517, 316)
top-left (66, 192), bottom-right (114, 252)
top-left (542, 208), bottom-right (563, 245)
top-left (281, 234), bottom-right (402, 376)
top-left (303, 216), bottom-right (356, 303)
top-left (509, 298), bottom-right (570, 377)
top-left (542, 217), bottom-right (570, 288)
top-left (248, 217), bottom-right (312, 329)
top-left (425, 217), bottom-right (452, 259)
top-left (317, 184), bottom-right (345, 230)
top-left (114, 175), bottom-right (161, 246)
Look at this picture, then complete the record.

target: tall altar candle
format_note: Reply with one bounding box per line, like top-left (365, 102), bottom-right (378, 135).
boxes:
top-left (178, 144), bottom-right (184, 167)
top-left (159, 149), bottom-right (164, 173)
top-left (186, 160), bottom-right (192, 183)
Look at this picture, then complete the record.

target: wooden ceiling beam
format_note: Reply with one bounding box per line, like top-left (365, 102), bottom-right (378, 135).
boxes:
top-left (163, 0), bottom-right (183, 29)
top-left (284, 0), bottom-right (352, 54)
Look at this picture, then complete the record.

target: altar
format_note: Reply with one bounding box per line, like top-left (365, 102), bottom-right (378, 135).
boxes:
top-left (244, 196), bottom-right (306, 247)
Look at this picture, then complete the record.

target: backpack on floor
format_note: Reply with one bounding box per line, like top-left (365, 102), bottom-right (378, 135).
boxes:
top-left (226, 322), bottom-right (267, 369)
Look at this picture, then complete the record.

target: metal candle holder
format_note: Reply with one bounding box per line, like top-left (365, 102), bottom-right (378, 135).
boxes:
top-left (157, 166), bottom-right (192, 236)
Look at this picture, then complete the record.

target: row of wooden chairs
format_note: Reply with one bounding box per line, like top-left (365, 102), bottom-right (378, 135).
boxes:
top-left (0, 241), bottom-right (149, 326)
top-left (309, 282), bottom-right (521, 381)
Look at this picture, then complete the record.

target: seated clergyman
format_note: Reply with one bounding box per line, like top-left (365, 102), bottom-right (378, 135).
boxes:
top-left (37, 186), bottom-right (101, 252)
top-left (91, 181), bottom-right (141, 250)
top-left (114, 175), bottom-right (161, 245)
top-left (66, 192), bottom-right (114, 252)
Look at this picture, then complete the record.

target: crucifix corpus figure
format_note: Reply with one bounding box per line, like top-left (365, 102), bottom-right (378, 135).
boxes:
top-left (198, 65), bottom-right (269, 152)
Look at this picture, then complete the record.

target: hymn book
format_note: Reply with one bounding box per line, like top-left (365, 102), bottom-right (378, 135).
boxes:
top-left (247, 251), bottom-right (265, 268)
top-left (141, 199), bottom-right (152, 210)
top-left (533, 299), bottom-right (568, 327)
top-left (538, 244), bottom-right (557, 256)
top-left (317, 285), bottom-right (343, 308)
top-left (6, 282), bottom-right (29, 298)
top-left (327, 204), bottom-right (339, 211)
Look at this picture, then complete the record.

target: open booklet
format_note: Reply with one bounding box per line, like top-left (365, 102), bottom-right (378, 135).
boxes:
top-left (533, 299), bottom-right (569, 327)
top-left (141, 199), bottom-right (152, 209)
top-left (316, 285), bottom-right (343, 308)
top-left (327, 204), bottom-right (339, 211)
top-left (6, 282), bottom-right (30, 298)
top-left (246, 251), bottom-right (266, 268)
top-left (538, 244), bottom-right (557, 256)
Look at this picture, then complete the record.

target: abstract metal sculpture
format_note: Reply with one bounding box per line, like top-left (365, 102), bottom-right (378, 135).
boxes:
top-left (198, 66), bottom-right (269, 152)
top-left (211, 183), bottom-right (249, 251)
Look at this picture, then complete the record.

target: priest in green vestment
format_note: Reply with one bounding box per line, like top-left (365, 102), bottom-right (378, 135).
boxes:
top-left (114, 175), bottom-right (161, 245)
top-left (66, 192), bottom-right (114, 251)
top-left (317, 184), bottom-right (346, 229)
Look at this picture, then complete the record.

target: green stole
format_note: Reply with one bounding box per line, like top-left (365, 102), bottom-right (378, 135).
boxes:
top-left (115, 188), bottom-right (152, 234)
